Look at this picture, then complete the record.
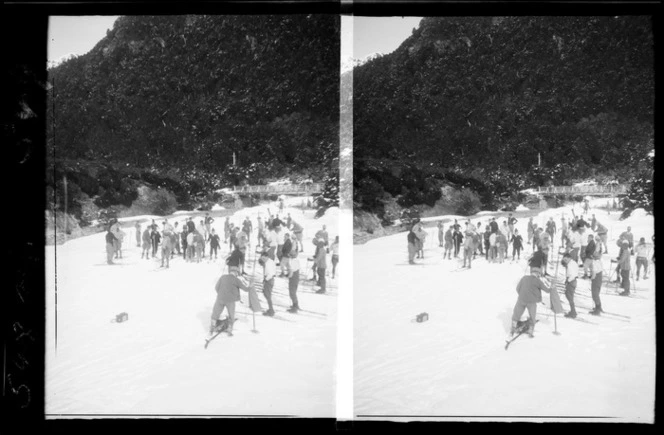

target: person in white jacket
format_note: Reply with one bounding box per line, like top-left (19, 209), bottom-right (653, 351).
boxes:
top-left (259, 251), bottom-right (276, 316)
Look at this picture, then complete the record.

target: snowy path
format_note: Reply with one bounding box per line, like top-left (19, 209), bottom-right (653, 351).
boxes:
top-left (46, 202), bottom-right (339, 417)
top-left (354, 205), bottom-right (655, 422)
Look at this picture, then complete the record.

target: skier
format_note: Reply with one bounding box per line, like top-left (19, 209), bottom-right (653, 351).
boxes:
top-left (595, 222), bottom-right (608, 254)
top-left (527, 217), bottom-right (535, 247)
top-left (280, 233), bottom-right (293, 276)
top-left (105, 227), bottom-right (117, 265)
top-left (235, 228), bottom-right (248, 273)
top-left (275, 224), bottom-right (286, 266)
top-left (590, 214), bottom-right (597, 231)
top-left (567, 226), bottom-right (583, 262)
top-left (209, 228), bottom-right (221, 260)
top-left (229, 224), bottom-right (238, 252)
top-left (141, 227), bottom-right (152, 260)
top-left (209, 266), bottom-right (253, 337)
top-left (173, 222), bottom-right (182, 257)
top-left (415, 223), bottom-right (427, 259)
top-left (114, 226), bottom-right (125, 259)
top-left (223, 217), bottom-right (231, 243)
top-left (582, 234), bottom-right (596, 279)
top-left (443, 226), bottom-right (454, 260)
top-left (315, 225), bottom-right (330, 247)
top-left (150, 226), bottom-right (161, 258)
top-left (635, 237), bottom-right (649, 280)
top-left (617, 240), bottom-right (632, 296)
top-left (204, 213), bottom-right (214, 240)
top-left (589, 249), bottom-right (604, 315)
top-left (510, 266), bottom-right (552, 337)
top-left (314, 238), bottom-right (327, 293)
top-left (180, 225), bottom-right (188, 258)
top-left (259, 251), bottom-right (276, 317)
top-left (511, 229), bottom-right (523, 261)
top-left (286, 248), bottom-right (301, 313)
top-left (194, 230), bottom-right (205, 263)
top-left (186, 230), bottom-right (196, 262)
top-left (483, 225), bottom-right (491, 261)
top-left (437, 221), bottom-right (445, 247)
top-left (546, 217), bottom-right (556, 250)
top-left (452, 226), bottom-right (463, 258)
top-left (496, 230), bottom-right (508, 264)
top-left (561, 253), bottom-right (579, 318)
top-left (242, 216), bottom-right (253, 245)
top-left (330, 235), bottom-right (339, 279)
top-left (462, 229), bottom-right (475, 268)
top-left (256, 216), bottom-right (264, 247)
top-left (291, 220), bottom-right (304, 252)
top-left (489, 230), bottom-right (498, 262)
top-left (408, 226), bottom-right (419, 264)
top-left (619, 226), bottom-right (635, 253)
top-left (507, 214), bottom-right (518, 240)
top-left (134, 221), bottom-right (141, 247)
top-left (560, 217), bottom-right (568, 248)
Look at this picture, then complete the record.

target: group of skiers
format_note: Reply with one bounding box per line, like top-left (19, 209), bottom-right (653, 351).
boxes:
top-left (212, 217), bottom-right (338, 335)
top-left (100, 207), bottom-right (338, 337)
top-left (512, 213), bottom-right (653, 338)
top-left (401, 207), bottom-right (652, 339)
top-left (409, 213), bottom-right (528, 268)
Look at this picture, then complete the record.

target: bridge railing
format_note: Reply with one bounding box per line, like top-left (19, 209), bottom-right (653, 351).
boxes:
top-left (536, 184), bottom-right (630, 195)
top-left (231, 183), bottom-right (323, 194)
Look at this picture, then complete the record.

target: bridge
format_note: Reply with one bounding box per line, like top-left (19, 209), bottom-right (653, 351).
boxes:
top-left (536, 184), bottom-right (630, 197)
top-left (231, 183), bottom-right (323, 195)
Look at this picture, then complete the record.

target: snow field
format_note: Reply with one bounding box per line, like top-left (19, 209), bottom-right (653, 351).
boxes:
top-left (354, 203), bottom-right (654, 422)
top-left (46, 201), bottom-right (339, 417)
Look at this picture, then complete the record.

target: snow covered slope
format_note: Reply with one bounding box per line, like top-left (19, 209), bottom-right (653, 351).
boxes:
top-left (354, 204), bottom-right (655, 422)
top-left (45, 200), bottom-right (339, 418)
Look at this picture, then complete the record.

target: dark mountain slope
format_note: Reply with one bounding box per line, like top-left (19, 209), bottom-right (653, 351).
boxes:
top-left (353, 16), bottom-right (653, 217)
top-left (48, 15), bottom-right (339, 173)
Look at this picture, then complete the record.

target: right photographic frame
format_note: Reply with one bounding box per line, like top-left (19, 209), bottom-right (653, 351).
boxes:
top-left (352, 15), bottom-right (655, 423)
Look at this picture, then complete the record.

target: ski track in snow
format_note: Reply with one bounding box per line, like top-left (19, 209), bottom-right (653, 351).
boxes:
top-left (354, 204), bottom-right (655, 422)
top-left (46, 201), bottom-right (338, 418)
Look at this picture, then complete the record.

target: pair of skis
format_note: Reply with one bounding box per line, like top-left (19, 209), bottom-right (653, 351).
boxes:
top-left (505, 320), bottom-right (539, 350)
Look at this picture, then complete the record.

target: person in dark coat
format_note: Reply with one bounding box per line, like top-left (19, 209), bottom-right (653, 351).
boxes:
top-left (210, 266), bottom-right (252, 336)
top-left (511, 229), bottom-right (524, 260)
top-left (582, 234), bottom-right (596, 279)
top-left (490, 218), bottom-right (499, 234)
top-left (510, 267), bottom-right (552, 337)
top-left (407, 226), bottom-right (419, 264)
top-left (209, 229), bottom-right (221, 260)
top-left (280, 233), bottom-right (293, 276)
top-left (150, 227), bottom-right (161, 258)
top-left (452, 228), bottom-right (463, 258)
top-left (105, 227), bottom-right (117, 265)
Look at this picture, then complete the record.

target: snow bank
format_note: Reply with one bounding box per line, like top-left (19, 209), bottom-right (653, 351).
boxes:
top-left (515, 204), bottom-right (529, 211)
top-left (211, 204), bottom-right (225, 211)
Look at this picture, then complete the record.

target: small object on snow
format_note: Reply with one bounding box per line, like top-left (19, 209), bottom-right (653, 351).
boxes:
top-left (113, 312), bottom-right (128, 323)
top-left (416, 312), bottom-right (429, 323)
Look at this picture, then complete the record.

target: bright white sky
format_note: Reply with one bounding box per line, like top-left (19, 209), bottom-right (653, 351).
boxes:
top-left (48, 16), bottom-right (120, 62)
top-left (47, 15), bottom-right (422, 63)
top-left (352, 16), bottom-right (423, 59)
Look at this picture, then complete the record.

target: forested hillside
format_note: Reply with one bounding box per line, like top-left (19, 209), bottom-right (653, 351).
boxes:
top-left (46, 15), bottom-right (340, 228)
top-left (353, 16), bottom-right (654, 219)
